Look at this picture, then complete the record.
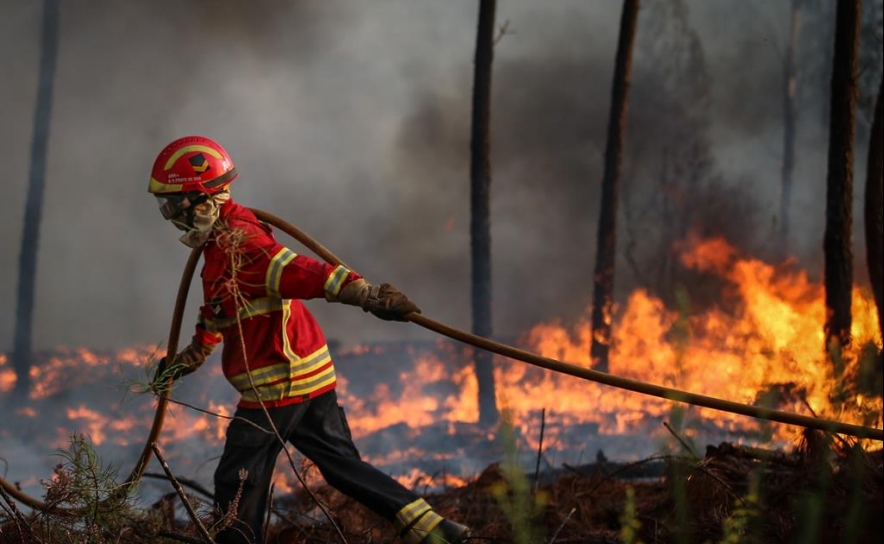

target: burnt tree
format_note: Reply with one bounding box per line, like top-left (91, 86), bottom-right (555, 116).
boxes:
top-left (590, 0), bottom-right (641, 372)
top-left (865, 78), bottom-right (883, 357)
top-left (13, 0), bottom-right (60, 399)
top-left (823, 0), bottom-right (861, 359)
top-left (470, 0), bottom-right (499, 427)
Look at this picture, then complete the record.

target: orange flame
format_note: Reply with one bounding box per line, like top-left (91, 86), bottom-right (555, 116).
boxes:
top-left (337, 235), bottom-right (880, 462)
top-left (2, 235), bottom-right (881, 497)
top-left (0, 353), bottom-right (13, 393)
top-left (515, 235), bottom-right (882, 445)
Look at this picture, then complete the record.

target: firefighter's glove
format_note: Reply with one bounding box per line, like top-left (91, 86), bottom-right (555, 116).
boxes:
top-left (337, 279), bottom-right (420, 321)
top-left (150, 342), bottom-right (212, 393)
top-left (364, 283), bottom-right (420, 321)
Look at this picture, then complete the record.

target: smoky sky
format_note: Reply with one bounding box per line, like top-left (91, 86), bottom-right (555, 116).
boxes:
top-left (0, 0), bottom-right (878, 353)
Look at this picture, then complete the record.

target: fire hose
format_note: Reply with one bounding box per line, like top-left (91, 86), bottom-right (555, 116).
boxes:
top-left (249, 209), bottom-right (883, 443)
top-left (1, 208), bottom-right (881, 512)
top-left (0, 246), bottom-right (203, 512)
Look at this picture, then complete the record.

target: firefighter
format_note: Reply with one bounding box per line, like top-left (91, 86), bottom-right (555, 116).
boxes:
top-left (148, 135), bottom-right (471, 544)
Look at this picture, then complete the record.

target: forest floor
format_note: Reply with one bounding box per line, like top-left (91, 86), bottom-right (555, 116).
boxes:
top-left (1, 431), bottom-right (881, 544)
top-left (257, 430), bottom-right (883, 544)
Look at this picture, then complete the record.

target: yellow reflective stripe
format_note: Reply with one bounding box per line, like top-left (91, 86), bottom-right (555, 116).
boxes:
top-left (163, 144), bottom-right (224, 170)
top-left (395, 498), bottom-right (432, 530)
top-left (228, 345), bottom-right (331, 390)
top-left (324, 265), bottom-right (351, 298)
top-left (197, 313), bottom-right (219, 333)
top-left (404, 510), bottom-right (443, 544)
top-left (239, 365), bottom-right (336, 403)
top-left (266, 248), bottom-right (298, 298)
top-left (280, 300), bottom-right (301, 366)
top-left (212, 297), bottom-right (285, 328)
top-left (149, 177), bottom-right (183, 194)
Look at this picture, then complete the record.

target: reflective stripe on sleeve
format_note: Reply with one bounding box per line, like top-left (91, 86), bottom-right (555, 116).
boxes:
top-left (403, 510), bottom-right (443, 544)
top-left (323, 265), bottom-right (351, 298)
top-left (395, 498), bottom-right (433, 532)
top-left (266, 247), bottom-right (298, 298)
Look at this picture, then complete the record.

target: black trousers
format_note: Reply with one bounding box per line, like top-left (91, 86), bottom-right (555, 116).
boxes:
top-left (213, 390), bottom-right (420, 544)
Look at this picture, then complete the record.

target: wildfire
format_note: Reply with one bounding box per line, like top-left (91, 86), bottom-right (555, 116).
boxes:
top-left (340, 358), bottom-right (479, 434)
top-left (24, 345), bottom-right (162, 400)
top-left (517, 234), bottom-right (882, 447)
top-left (1, 234), bottom-right (881, 501)
top-left (337, 234), bottom-right (881, 463)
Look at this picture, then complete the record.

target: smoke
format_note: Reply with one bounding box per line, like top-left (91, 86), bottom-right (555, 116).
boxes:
top-left (0, 0), bottom-right (877, 353)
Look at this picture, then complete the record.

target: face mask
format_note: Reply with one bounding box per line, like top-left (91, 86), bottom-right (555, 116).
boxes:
top-left (177, 207), bottom-right (216, 248)
top-left (158, 191), bottom-right (230, 248)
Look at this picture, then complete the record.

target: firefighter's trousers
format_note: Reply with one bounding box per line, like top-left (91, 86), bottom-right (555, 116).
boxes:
top-left (213, 390), bottom-right (422, 544)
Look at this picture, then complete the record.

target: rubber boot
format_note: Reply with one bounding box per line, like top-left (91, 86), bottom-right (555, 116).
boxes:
top-left (420, 519), bottom-right (471, 544)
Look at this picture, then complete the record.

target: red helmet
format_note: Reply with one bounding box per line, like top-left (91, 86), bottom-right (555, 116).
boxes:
top-left (148, 135), bottom-right (238, 195)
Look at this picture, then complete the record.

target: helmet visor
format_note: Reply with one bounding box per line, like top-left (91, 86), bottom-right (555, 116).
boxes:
top-left (156, 193), bottom-right (209, 221)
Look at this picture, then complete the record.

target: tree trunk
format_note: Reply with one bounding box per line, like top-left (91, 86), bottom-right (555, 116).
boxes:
top-left (12, 0), bottom-right (60, 399)
top-left (780, 0), bottom-right (801, 247)
top-left (865, 78), bottom-right (883, 354)
top-left (823, 0), bottom-right (861, 360)
top-left (470, 0), bottom-right (498, 427)
top-left (590, 0), bottom-right (641, 372)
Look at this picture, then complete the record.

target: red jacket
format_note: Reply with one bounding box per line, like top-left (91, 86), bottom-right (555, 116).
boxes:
top-left (191, 200), bottom-right (362, 408)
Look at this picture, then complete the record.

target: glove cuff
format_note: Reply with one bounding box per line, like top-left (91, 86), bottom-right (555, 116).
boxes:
top-left (173, 342), bottom-right (212, 379)
top-left (336, 278), bottom-right (372, 308)
top-left (364, 283), bottom-right (383, 312)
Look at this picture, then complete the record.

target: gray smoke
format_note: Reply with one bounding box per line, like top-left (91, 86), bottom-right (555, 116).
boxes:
top-left (0, 0), bottom-right (878, 354)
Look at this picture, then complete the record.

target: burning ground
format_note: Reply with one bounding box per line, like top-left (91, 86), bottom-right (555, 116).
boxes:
top-left (1, 234), bottom-right (882, 542)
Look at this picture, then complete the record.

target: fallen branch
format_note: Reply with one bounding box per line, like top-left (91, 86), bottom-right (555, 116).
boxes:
top-left (143, 472), bottom-right (215, 500)
top-left (664, 421), bottom-right (699, 459)
top-left (0, 483), bottom-right (41, 543)
top-left (549, 506), bottom-right (577, 543)
top-left (151, 442), bottom-right (216, 544)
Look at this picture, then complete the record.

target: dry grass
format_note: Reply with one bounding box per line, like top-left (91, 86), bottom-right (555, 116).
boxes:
top-left (1, 430), bottom-right (882, 544)
top-left (257, 431), bottom-right (883, 544)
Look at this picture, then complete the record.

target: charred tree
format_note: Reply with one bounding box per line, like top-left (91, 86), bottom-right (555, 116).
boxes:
top-left (12, 0), bottom-right (60, 400)
top-left (780, 0), bottom-right (802, 247)
top-left (823, 0), bottom-right (861, 358)
top-left (470, 0), bottom-right (499, 427)
top-left (865, 78), bottom-right (883, 357)
top-left (590, 0), bottom-right (641, 372)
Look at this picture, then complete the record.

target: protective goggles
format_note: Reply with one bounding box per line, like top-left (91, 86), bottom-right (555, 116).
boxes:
top-left (156, 192), bottom-right (210, 221)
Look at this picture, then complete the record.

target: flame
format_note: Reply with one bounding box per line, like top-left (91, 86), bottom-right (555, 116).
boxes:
top-left (1, 235), bottom-right (881, 499)
top-left (0, 353), bottom-right (13, 393)
top-left (341, 357), bottom-right (479, 436)
top-left (64, 405), bottom-right (143, 447)
top-left (208, 401), bottom-right (231, 441)
top-left (25, 345), bottom-right (162, 400)
top-left (336, 235), bottom-right (881, 464)
top-left (513, 235), bottom-right (882, 446)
